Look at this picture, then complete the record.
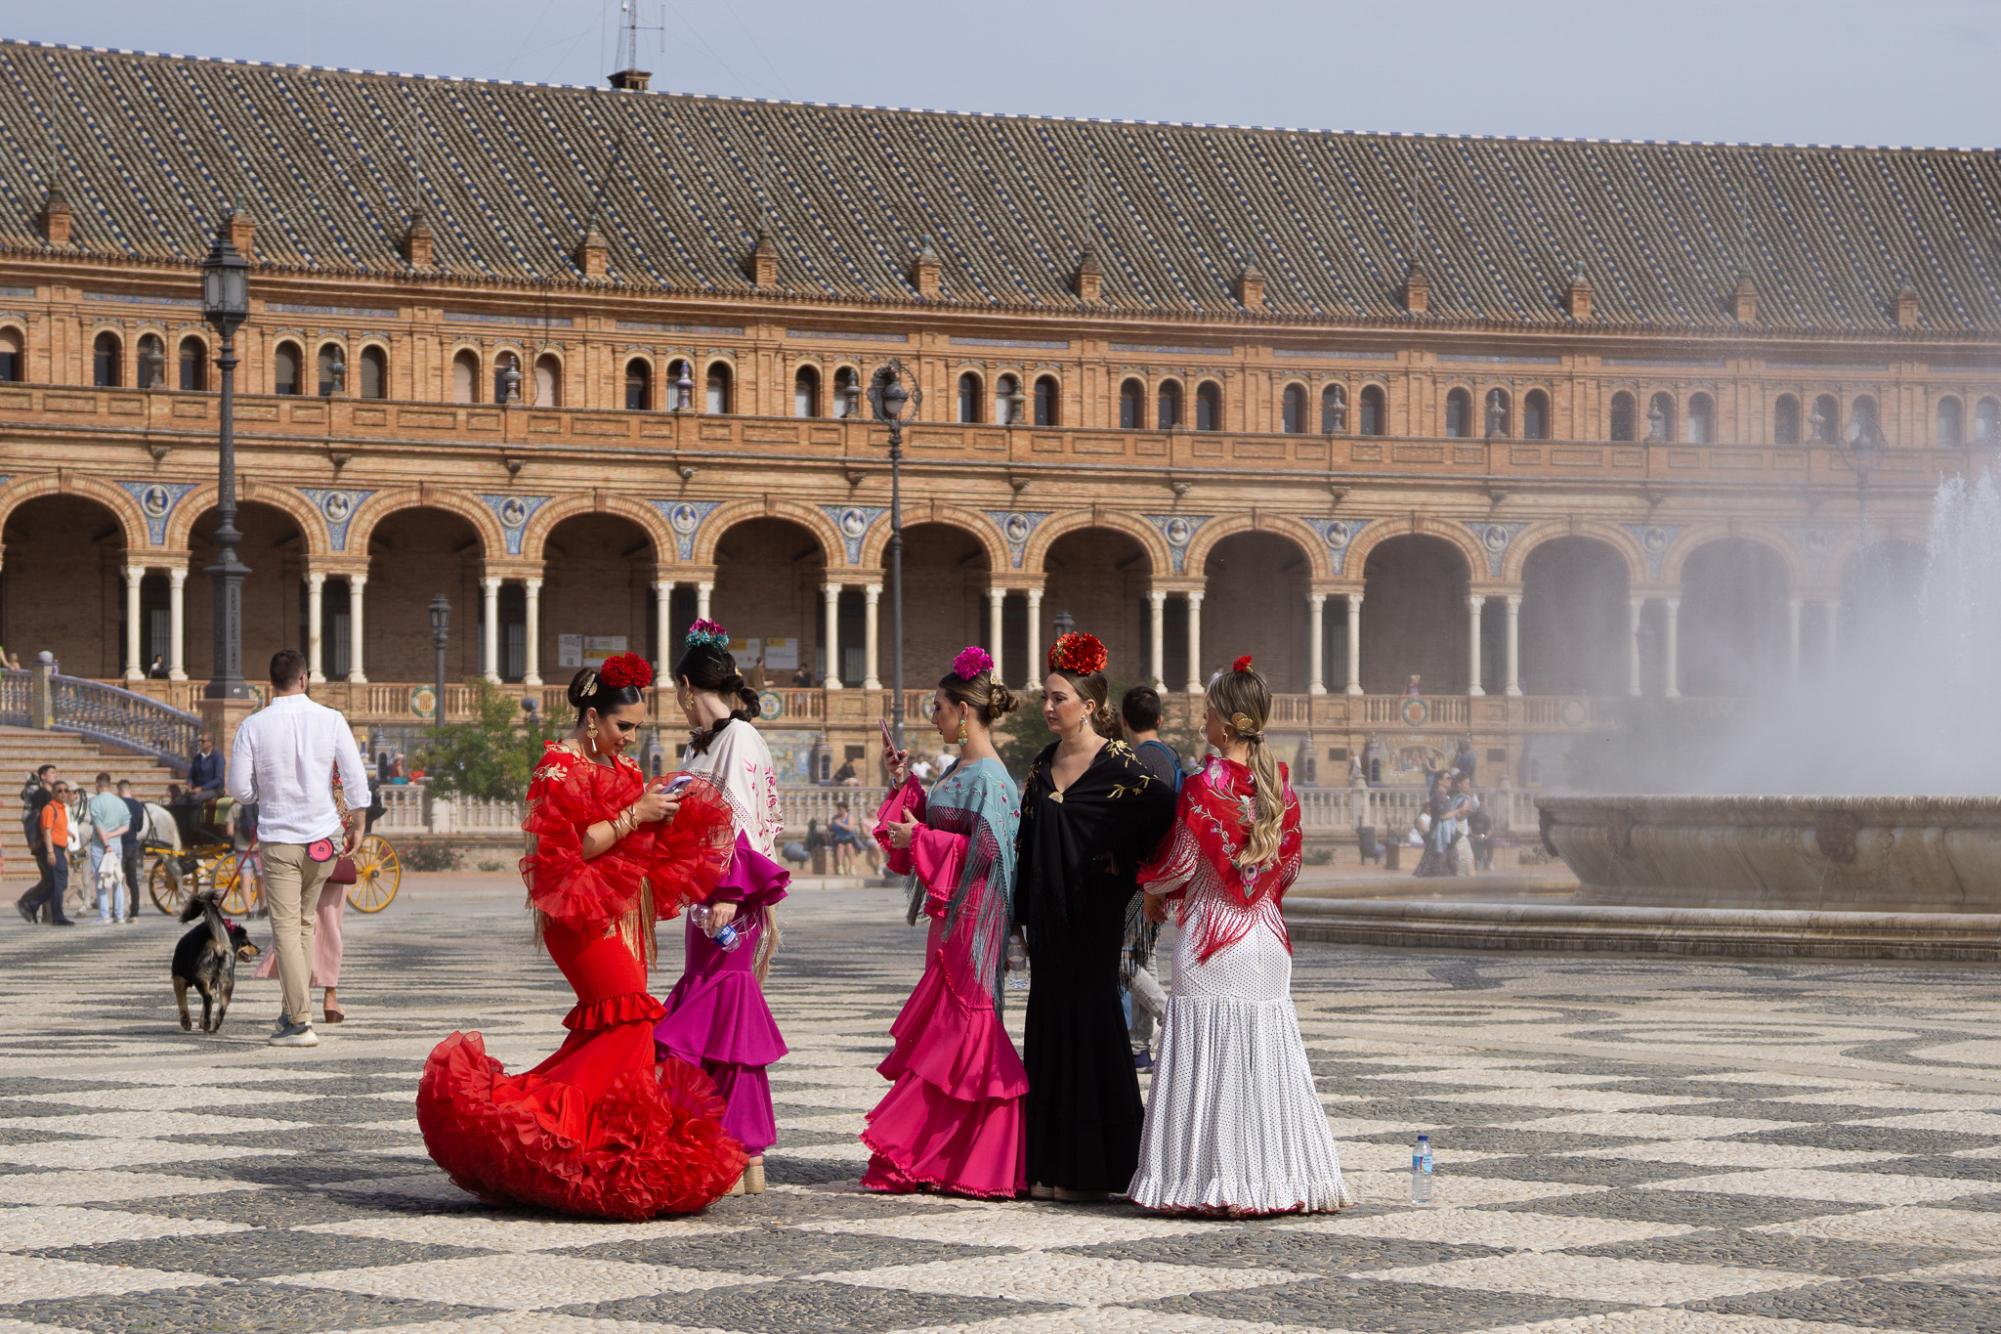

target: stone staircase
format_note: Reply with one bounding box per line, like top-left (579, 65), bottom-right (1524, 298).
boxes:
top-left (0, 726), bottom-right (184, 836)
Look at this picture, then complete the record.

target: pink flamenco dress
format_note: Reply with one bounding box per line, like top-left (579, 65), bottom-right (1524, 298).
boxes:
top-left (860, 757), bottom-right (1027, 1199)
top-left (416, 744), bottom-right (745, 1219)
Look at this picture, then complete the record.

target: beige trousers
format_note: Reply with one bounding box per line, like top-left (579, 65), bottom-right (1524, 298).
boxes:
top-left (263, 842), bottom-right (334, 1026)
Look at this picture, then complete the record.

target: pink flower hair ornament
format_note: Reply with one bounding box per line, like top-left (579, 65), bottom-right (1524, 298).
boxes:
top-left (684, 619), bottom-right (730, 650)
top-left (951, 645), bottom-right (994, 681)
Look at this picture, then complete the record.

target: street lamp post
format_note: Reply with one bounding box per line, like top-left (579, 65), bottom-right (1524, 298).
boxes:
top-left (200, 216), bottom-right (252, 701)
top-left (429, 595), bottom-right (451, 732)
top-left (869, 360), bottom-right (922, 748)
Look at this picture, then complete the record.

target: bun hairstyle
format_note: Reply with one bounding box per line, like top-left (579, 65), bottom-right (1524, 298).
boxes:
top-left (1046, 631), bottom-right (1116, 736)
top-left (1207, 654), bottom-right (1286, 869)
top-left (674, 619), bottom-right (761, 755)
top-left (568, 651), bottom-right (653, 719)
top-left (940, 645), bottom-right (1019, 725)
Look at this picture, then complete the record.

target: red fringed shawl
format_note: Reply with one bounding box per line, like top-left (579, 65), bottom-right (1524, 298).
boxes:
top-left (1137, 756), bottom-right (1303, 964)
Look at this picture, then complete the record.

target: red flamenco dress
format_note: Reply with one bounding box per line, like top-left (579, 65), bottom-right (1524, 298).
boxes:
top-left (416, 744), bottom-right (745, 1219)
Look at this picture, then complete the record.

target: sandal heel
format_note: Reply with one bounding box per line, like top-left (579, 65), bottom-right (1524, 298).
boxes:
top-left (745, 1158), bottom-right (766, 1194)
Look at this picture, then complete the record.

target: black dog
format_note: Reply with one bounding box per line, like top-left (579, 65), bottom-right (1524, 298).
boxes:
top-left (173, 895), bottom-right (259, 1033)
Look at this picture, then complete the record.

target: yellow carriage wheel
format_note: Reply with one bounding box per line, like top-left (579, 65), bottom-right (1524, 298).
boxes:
top-left (147, 855), bottom-right (190, 915)
top-left (346, 834), bottom-right (402, 913)
top-left (209, 852), bottom-right (262, 917)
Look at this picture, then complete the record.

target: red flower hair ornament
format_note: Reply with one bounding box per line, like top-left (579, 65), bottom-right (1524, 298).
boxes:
top-left (598, 652), bottom-right (655, 691)
top-left (1048, 631), bottom-right (1109, 676)
top-left (1233, 654), bottom-right (1255, 674)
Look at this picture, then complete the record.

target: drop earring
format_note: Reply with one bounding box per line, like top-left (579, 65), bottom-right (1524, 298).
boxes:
top-left (956, 717), bottom-right (969, 747)
top-left (586, 717), bottom-right (600, 756)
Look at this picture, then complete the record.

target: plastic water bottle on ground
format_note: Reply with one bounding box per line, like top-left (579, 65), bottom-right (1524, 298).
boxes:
top-left (1005, 936), bottom-right (1029, 992)
top-left (688, 904), bottom-right (742, 953)
top-left (1410, 1134), bottom-right (1434, 1205)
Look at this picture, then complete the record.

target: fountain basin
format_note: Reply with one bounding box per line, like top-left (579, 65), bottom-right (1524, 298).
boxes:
top-left (1537, 795), bottom-right (2001, 914)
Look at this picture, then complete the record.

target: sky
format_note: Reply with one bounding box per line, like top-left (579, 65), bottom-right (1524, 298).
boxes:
top-left (0, 0), bottom-right (1997, 147)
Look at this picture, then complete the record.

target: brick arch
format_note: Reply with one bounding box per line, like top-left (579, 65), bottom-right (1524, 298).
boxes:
top-left (1343, 515), bottom-right (1486, 585)
top-left (1020, 508), bottom-right (1171, 580)
top-left (689, 497), bottom-right (842, 567)
top-left (164, 481), bottom-right (330, 557)
top-left (344, 487), bottom-right (504, 559)
top-left (857, 504), bottom-right (1008, 571)
top-left (520, 493), bottom-right (672, 565)
top-left (1660, 525), bottom-right (1807, 590)
top-left (1183, 513), bottom-right (1331, 583)
top-left (1500, 519), bottom-right (1646, 587)
top-left (0, 473), bottom-right (149, 552)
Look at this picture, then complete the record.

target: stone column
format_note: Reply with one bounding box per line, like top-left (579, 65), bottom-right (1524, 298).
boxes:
top-left (1663, 596), bottom-right (1681, 699)
top-left (305, 571), bottom-right (326, 683)
top-left (1504, 594), bottom-right (1522, 697)
top-left (1307, 593), bottom-right (1326, 695)
top-left (1184, 591), bottom-right (1205, 694)
top-left (480, 576), bottom-right (502, 683)
top-left (525, 578), bottom-right (544, 687)
top-left (1787, 597), bottom-right (1804, 682)
top-left (988, 587), bottom-right (1007, 685)
top-left (863, 583), bottom-right (882, 690)
top-left (347, 574), bottom-right (367, 683)
top-left (821, 583), bottom-right (843, 689)
top-left (1147, 589), bottom-right (1166, 689)
top-left (1345, 594), bottom-right (1363, 696)
top-left (168, 566), bottom-right (188, 682)
top-left (1025, 587), bottom-right (1043, 684)
top-left (696, 580), bottom-right (713, 623)
top-left (1627, 597), bottom-right (1644, 697)
top-left (1466, 595), bottom-right (1486, 697)
top-left (123, 566), bottom-right (144, 681)
top-left (651, 578), bottom-right (672, 682)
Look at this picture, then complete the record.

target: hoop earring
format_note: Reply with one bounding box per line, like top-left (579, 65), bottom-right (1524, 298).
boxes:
top-left (586, 718), bottom-right (600, 756)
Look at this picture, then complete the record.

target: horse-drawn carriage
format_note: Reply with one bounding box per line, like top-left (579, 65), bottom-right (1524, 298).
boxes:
top-left (132, 794), bottom-right (403, 917)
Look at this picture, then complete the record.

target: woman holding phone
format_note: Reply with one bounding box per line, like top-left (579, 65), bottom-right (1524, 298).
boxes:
top-left (656, 620), bottom-right (790, 1195)
top-left (864, 646), bottom-right (1027, 1198)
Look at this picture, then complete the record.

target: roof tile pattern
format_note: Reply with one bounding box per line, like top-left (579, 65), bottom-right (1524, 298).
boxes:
top-left (1, 40), bottom-right (1998, 334)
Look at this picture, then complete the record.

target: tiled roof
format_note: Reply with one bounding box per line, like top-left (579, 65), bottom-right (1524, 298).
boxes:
top-left (2, 39), bottom-right (1998, 336)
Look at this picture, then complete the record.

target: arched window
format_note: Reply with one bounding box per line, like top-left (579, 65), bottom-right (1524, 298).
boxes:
top-left (626, 358), bottom-right (653, 411)
top-left (1936, 396), bottom-right (1964, 447)
top-left (1157, 380), bottom-right (1183, 430)
top-left (704, 362), bottom-right (732, 414)
top-left (1444, 387), bottom-right (1471, 438)
top-left (451, 349), bottom-right (479, 404)
top-left (1359, 384), bottom-right (1386, 436)
top-left (1773, 394), bottom-right (1801, 445)
top-left (831, 367), bottom-right (861, 418)
top-left (177, 336), bottom-right (208, 391)
top-left (533, 354), bottom-right (560, 407)
top-left (1321, 384), bottom-right (1347, 434)
top-left (493, 352), bottom-right (521, 404)
top-left (1609, 391), bottom-right (1636, 441)
top-left (0, 327), bottom-right (24, 383)
top-left (273, 340), bottom-right (302, 396)
top-left (957, 372), bottom-right (983, 424)
top-left (1686, 392), bottom-right (1715, 444)
top-left (1810, 394), bottom-right (1839, 442)
top-left (666, 359), bottom-right (694, 410)
top-left (792, 365), bottom-right (820, 418)
top-left (1975, 397), bottom-right (2000, 445)
top-left (1195, 380), bottom-right (1222, 432)
top-left (317, 343), bottom-right (346, 397)
top-left (1645, 392), bottom-right (1676, 442)
top-left (136, 334), bottom-right (166, 389)
top-left (359, 346), bottom-right (388, 400)
top-left (1033, 375), bottom-right (1059, 426)
top-left (1848, 394), bottom-right (1882, 446)
top-left (92, 332), bottom-right (122, 388)
top-left (994, 374), bottom-right (1022, 425)
top-left (1281, 383), bottom-right (1307, 434)
top-left (1119, 378), bottom-right (1146, 429)
top-left (1483, 388), bottom-right (1512, 438)
top-left (1522, 389), bottom-right (1549, 440)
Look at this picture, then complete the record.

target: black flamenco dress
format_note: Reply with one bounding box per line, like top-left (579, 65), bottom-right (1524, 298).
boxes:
top-left (1016, 739), bottom-right (1177, 1194)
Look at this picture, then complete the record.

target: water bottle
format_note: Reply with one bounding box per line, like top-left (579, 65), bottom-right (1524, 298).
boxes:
top-left (1410, 1134), bottom-right (1434, 1205)
top-left (1005, 935), bottom-right (1029, 992)
top-left (688, 904), bottom-right (742, 953)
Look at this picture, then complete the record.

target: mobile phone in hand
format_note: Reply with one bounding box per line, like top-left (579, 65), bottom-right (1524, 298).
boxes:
top-left (878, 718), bottom-right (897, 755)
top-left (660, 773), bottom-right (695, 797)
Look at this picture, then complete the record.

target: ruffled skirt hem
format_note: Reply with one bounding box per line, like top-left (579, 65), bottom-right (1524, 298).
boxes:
top-left (860, 1072), bottom-right (1025, 1201)
top-left (1126, 1174), bottom-right (1355, 1216)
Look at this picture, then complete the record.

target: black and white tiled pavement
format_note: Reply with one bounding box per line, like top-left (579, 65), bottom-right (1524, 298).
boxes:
top-left (4, 877), bottom-right (2001, 1332)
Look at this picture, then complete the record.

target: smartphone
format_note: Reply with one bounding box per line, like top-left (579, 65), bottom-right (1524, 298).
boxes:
top-left (661, 773), bottom-right (695, 797)
top-left (878, 718), bottom-right (897, 754)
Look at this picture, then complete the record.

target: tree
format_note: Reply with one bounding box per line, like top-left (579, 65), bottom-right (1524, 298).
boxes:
top-left (418, 680), bottom-right (558, 802)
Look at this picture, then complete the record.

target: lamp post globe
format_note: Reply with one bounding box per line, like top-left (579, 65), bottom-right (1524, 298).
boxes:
top-left (200, 215), bottom-right (253, 701)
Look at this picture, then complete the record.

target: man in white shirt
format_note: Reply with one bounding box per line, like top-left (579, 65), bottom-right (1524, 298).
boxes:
top-left (228, 648), bottom-right (369, 1048)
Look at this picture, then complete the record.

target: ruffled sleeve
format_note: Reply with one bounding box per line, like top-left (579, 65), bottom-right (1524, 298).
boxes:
top-left (909, 828), bottom-right (969, 920)
top-left (872, 777), bottom-right (927, 875)
top-left (640, 776), bottom-right (737, 921)
top-left (520, 748), bottom-right (639, 936)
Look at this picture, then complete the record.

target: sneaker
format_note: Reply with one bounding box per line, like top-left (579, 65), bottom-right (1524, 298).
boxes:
top-left (15, 901), bottom-right (35, 924)
top-left (268, 1019), bottom-right (320, 1048)
top-left (1132, 1050), bottom-right (1154, 1072)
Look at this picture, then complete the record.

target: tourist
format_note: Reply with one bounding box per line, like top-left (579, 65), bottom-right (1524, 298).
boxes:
top-left (416, 651), bottom-right (746, 1218)
top-left (791, 663), bottom-right (814, 688)
top-left (1119, 686), bottom-right (1182, 1070)
top-left (863, 644), bottom-right (1027, 1199)
top-left (830, 757), bottom-right (858, 786)
top-left (227, 649), bottom-right (369, 1048)
top-left (19, 774), bottom-right (74, 926)
top-left (1453, 736), bottom-right (1478, 784)
top-left (14, 764), bottom-right (60, 925)
top-left (1406, 674), bottom-right (1424, 698)
top-left (188, 733), bottom-right (224, 802)
top-left (254, 766), bottom-right (364, 1023)
top-left (828, 801), bottom-right (863, 873)
top-left (86, 772), bottom-right (131, 925)
top-left (1130, 654), bottom-right (1353, 1217)
top-left (116, 780), bottom-right (145, 920)
top-left (1443, 772), bottom-right (1481, 876)
top-left (146, 653), bottom-right (167, 680)
top-left (1015, 631), bottom-right (1176, 1202)
top-left (657, 619), bottom-right (789, 1196)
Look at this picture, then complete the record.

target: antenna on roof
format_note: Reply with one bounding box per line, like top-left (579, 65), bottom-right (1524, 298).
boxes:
top-left (608, 0), bottom-right (664, 92)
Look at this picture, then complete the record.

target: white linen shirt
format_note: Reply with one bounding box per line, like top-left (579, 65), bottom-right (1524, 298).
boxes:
top-left (226, 693), bottom-right (371, 845)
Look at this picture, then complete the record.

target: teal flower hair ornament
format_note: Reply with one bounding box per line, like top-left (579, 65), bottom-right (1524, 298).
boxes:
top-left (685, 619), bottom-right (730, 650)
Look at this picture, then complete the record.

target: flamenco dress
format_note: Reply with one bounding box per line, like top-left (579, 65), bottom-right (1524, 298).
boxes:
top-left (1128, 757), bottom-right (1352, 1216)
top-left (861, 760), bottom-right (1027, 1199)
top-left (416, 744), bottom-right (744, 1219)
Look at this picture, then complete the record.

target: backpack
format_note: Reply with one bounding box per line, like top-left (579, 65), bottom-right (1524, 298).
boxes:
top-left (1136, 739), bottom-right (1183, 795)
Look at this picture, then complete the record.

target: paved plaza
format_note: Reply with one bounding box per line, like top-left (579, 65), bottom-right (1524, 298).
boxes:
top-left (3, 877), bottom-right (2001, 1331)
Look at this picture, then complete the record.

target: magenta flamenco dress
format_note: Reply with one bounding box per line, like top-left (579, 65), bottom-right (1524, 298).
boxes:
top-left (861, 758), bottom-right (1026, 1198)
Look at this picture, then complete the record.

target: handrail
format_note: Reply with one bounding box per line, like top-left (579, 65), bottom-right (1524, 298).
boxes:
top-left (48, 673), bottom-right (200, 774)
top-left (0, 670), bottom-right (29, 727)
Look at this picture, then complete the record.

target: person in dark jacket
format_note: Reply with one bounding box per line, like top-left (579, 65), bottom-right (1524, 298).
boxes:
top-left (188, 735), bottom-right (225, 802)
top-left (117, 779), bottom-right (147, 918)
